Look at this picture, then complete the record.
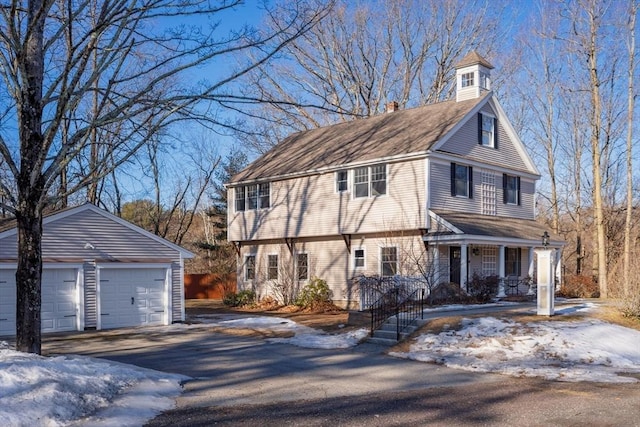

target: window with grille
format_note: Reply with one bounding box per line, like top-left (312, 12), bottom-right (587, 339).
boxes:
top-left (381, 247), bottom-right (398, 277)
top-left (268, 254), bottom-right (278, 280)
top-left (244, 255), bottom-right (255, 281)
top-left (482, 247), bottom-right (497, 276)
top-left (353, 164), bottom-right (387, 198)
top-left (296, 253), bottom-right (308, 281)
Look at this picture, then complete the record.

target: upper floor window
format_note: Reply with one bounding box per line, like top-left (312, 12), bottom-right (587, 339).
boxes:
top-left (461, 72), bottom-right (474, 88)
top-left (480, 71), bottom-right (490, 90)
top-left (336, 170), bottom-right (348, 193)
top-left (450, 163), bottom-right (473, 199)
top-left (268, 254), bottom-right (278, 280)
top-left (235, 186), bottom-right (246, 212)
top-left (296, 253), bottom-right (308, 281)
top-left (235, 182), bottom-right (270, 212)
top-left (381, 247), bottom-right (398, 277)
top-left (503, 174), bottom-right (521, 205)
top-left (479, 113), bottom-right (497, 148)
top-left (244, 255), bottom-right (256, 281)
top-left (354, 164), bottom-right (387, 198)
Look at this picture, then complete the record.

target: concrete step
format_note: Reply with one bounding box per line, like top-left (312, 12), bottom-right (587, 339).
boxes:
top-left (366, 336), bottom-right (398, 346)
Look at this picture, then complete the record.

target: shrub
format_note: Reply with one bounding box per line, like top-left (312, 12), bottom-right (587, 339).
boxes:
top-left (467, 273), bottom-right (499, 303)
top-left (223, 289), bottom-right (256, 307)
top-left (557, 275), bottom-right (599, 298)
top-left (295, 277), bottom-right (332, 309)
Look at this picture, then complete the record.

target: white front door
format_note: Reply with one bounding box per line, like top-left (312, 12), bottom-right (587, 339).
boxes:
top-left (99, 268), bottom-right (167, 329)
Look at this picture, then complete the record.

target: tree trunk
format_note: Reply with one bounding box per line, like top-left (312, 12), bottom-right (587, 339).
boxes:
top-left (15, 0), bottom-right (47, 354)
top-left (15, 199), bottom-right (44, 354)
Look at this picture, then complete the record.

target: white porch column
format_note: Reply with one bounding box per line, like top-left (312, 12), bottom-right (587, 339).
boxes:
top-left (432, 245), bottom-right (440, 286)
top-left (497, 245), bottom-right (506, 297)
top-left (527, 246), bottom-right (536, 295)
top-left (555, 248), bottom-right (562, 291)
top-left (461, 244), bottom-right (468, 290)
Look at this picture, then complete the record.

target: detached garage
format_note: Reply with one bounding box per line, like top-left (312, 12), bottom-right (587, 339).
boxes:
top-left (0, 204), bottom-right (193, 336)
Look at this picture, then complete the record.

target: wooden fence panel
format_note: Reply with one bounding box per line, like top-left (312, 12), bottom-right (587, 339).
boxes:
top-left (184, 273), bottom-right (236, 299)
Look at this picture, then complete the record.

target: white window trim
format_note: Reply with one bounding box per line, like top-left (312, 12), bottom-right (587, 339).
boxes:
top-left (461, 71), bottom-right (475, 88)
top-left (379, 246), bottom-right (399, 277)
top-left (267, 253), bottom-right (279, 281)
top-left (480, 112), bottom-right (496, 148)
top-left (353, 164), bottom-right (387, 199)
top-left (335, 170), bottom-right (350, 194)
top-left (454, 164), bottom-right (471, 199)
top-left (296, 252), bottom-right (309, 281)
top-left (235, 183), bottom-right (271, 213)
top-left (244, 254), bottom-right (257, 282)
top-left (354, 247), bottom-right (366, 270)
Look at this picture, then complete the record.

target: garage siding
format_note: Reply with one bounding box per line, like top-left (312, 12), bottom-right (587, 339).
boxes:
top-left (171, 261), bottom-right (183, 322)
top-left (83, 262), bottom-right (98, 328)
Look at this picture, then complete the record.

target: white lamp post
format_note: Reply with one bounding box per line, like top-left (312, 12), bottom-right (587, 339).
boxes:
top-left (536, 231), bottom-right (554, 316)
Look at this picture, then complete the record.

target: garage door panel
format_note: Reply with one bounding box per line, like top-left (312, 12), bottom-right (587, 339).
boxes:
top-left (1, 269), bottom-right (78, 336)
top-left (99, 268), bottom-right (167, 329)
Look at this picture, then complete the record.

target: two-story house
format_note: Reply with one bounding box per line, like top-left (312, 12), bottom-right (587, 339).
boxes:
top-left (227, 51), bottom-right (562, 308)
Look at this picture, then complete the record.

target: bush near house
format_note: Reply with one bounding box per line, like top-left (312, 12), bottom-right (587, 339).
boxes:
top-left (223, 289), bottom-right (256, 307)
top-left (557, 275), bottom-right (600, 298)
top-left (467, 273), bottom-right (499, 303)
top-left (295, 277), bottom-right (333, 310)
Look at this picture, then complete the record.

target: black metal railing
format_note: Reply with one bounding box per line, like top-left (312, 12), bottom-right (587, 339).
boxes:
top-left (370, 288), bottom-right (426, 340)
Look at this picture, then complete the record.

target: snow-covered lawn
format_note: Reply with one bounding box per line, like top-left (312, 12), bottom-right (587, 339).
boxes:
top-left (0, 341), bottom-right (186, 426)
top-left (391, 304), bottom-right (640, 383)
top-left (1, 302), bottom-right (639, 425)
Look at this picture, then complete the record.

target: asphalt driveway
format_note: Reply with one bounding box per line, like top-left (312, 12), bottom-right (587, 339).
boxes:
top-left (43, 323), bottom-right (640, 427)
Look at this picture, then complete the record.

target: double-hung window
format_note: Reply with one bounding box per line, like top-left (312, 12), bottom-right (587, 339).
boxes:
top-left (354, 249), bottom-right (365, 269)
top-left (381, 247), bottom-right (398, 277)
top-left (461, 72), bottom-right (474, 88)
top-left (296, 253), bottom-right (308, 281)
top-left (235, 183), bottom-right (270, 211)
top-left (244, 255), bottom-right (256, 281)
top-left (503, 174), bottom-right (521, 205)
top-left (354, 164), bottom-right (387, 198)
top-left (451, 163), bottom-right (473, 198)
top-left (268, 254), bottom-right (278, 280)
top-left (505, 248), bottom-right (521, 276)
top-left (336, 170), bottom-right (348, 193)
top-left (479, 112), bottom-right (497, 148)
top-left (235, 186), bottom-right (246, 212)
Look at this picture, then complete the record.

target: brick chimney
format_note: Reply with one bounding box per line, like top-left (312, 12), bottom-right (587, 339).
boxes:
top-left (385, 101), bottom-right (399, 113)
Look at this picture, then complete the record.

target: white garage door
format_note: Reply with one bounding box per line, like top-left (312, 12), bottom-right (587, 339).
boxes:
top-left (99, 268), bottom-right (167, 329)
top-left (0, 268), bottom-right (78, 336)
top-left (0, 270), bottom-right (16, 336)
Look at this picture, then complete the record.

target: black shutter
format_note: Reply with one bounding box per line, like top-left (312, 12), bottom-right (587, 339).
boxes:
top-left (451, 163), bottom-right (457, 196)
top-left (468, 166), bottom-right (473, 199)
top-left (502, 173), bottom-right (507, 204)
top-left (517, 177), bottom-right (521, 206)
top-left (478, 113), bottom-right (483, 145)
top-left (493, 117), bottom-right (498, 149)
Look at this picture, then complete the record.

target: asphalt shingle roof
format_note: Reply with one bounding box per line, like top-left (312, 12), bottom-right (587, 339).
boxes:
top-left (231, 95), bottom-right (488, 183)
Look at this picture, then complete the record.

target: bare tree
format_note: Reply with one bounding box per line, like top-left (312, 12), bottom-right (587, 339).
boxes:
top-left (623, 0), bottom-right (638, 298)
top-left (236, 0), bottom-right (507, 153)
top-left (0, 0), bottom-right (329, 354)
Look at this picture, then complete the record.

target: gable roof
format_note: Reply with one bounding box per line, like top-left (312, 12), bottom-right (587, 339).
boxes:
top-left (0, 203), bottom-right (194, 259)
top-left (231, 95), bottom-right (489, 184)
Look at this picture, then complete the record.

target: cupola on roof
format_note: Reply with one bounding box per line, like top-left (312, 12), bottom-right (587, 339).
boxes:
top-left (455, 50), bottom-right (494, 70)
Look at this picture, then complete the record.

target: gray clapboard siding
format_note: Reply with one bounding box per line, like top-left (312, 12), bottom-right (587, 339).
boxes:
top-left (438, 104), bottom-right (527, 172)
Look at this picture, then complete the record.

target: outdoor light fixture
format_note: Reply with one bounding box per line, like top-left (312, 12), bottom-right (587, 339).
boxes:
top-left (542, 231), bottom-right (550, 248)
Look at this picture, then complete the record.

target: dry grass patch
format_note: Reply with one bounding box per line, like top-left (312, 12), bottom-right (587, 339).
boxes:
top-left (591, 304), bottom-right (640, 331)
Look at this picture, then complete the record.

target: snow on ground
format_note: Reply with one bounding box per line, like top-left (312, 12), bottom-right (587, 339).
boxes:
top-left (188, 314), bottom-right (370, 349)
top-left (0, 341), bottom-right (186, 427)
top-left (2, 301), bottom-right (640, 426)
top-left (391, 303), bottom-right (640, 383)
